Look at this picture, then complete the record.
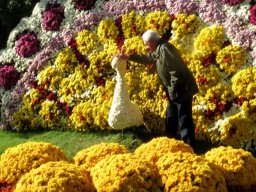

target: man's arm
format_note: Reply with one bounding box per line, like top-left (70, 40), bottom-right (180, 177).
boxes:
top-left (116, 53), bottom-right (154, 65)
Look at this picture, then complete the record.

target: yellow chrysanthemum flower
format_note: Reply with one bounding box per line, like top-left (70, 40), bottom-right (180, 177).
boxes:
top-left (14, 161), bottom-right (96, 192)
top-left (0, 141), bottom-right (68, 184)
top-left (205, 146), bottom-right (256, 191)
top-left (156, 152), bottom-right (227, 192)
top-left (121, 11), bottom-right (145, 39)
top-left (134, 137), bottom-right (194, 163)
top-left (194, 26), bottom-right (226, 55)
top-left (145, 11), bottom-right (172, 37)
top-left (216, 45), bottom-right (247, 76)
top-left (54, 47), bottom-right (78, 75)
top-left (91, 153), bottom-right (162, 192)
top-left (76, 29), bottom-right (99, 55)
top-left (97, 18), bottom-right (119, 43)
top-left (231, 66), bottom-right (256, 99)
top-left (73, 142), bottom-right (128, 171)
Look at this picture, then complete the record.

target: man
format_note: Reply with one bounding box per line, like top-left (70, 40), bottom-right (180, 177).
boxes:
top-left (117, 29), bottom-right (199, 148)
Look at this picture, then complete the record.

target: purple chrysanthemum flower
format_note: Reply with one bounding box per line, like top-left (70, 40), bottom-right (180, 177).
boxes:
top-left (15, 32), bottom-right (40, 58)
top-left (73, 0), bottom-right (97, 11)
top-left (43, 3), bottom-right (65, 31)
top-left (104, 1), bottom-right (136, 17)
top-left (198, 0), bottom-right (226, 24)
top-left (249, 4), bottom-right (256, 25)
top-left (165, 0), bottom-right (198, 15)
top-left (220, 0), bottom-right (245, 6)
top-left (133, 0), bottom-right (166, 13)
top-left (0, 65), bottom-right (20, 90)
top-left (75, 12), bottom-right (104, 31)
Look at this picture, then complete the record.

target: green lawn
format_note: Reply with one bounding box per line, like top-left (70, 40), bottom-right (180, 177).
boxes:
top-left (0, 129), bottom-right (147, 160)
top-left (0, 128), bottom-right (218, 160)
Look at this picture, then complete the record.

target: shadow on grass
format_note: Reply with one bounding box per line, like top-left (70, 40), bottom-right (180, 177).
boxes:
top-left (123, 125), bottom-right (220, 155)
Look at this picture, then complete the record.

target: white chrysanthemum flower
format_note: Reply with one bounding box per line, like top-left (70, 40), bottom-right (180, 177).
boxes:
top-left (108, 57), bottom-right (144, 130)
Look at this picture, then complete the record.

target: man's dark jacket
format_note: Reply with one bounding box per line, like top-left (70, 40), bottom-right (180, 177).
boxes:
top-left (128, 39), bottom-right (199, 102)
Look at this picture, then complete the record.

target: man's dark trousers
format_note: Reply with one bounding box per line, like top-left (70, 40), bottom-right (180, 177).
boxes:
top-left (165, 96), bottom-right (196, 146)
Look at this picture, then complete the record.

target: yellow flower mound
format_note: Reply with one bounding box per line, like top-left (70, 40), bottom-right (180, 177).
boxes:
top-left (231, 66), bottom-right (256, 99)
top-left (134, 137), bottom-right (194, 163)
top-left (0, 141), bottom-right (68, 184)
top-left (204, 146), bottom-right (256, 191)
top-left (156, 152), bottom-right (227, 192)
top-left (90, 153), bottom-right (162, 192)
top-left (73, 142), bottom-right (128, 171)
top-left (14, 161), bottom-right (96, 192)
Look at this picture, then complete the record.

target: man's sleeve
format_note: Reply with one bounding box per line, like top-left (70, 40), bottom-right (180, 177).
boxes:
top-left (128, 54), bottom-right (155, 64)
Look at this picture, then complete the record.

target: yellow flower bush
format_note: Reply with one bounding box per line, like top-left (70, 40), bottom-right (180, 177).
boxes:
top-left (14, 161), bottom-right (96, 192)
top-left (73, 142), bottom-right (128, 171)
top-left (156, 152), bottom-right (227, 192)
top-left (172, 13), bottom-right (201, 38)
top-left (54, 47), bottom-right (78, 75)
top-left (219, 112), bottom-right (253, 147)
top-left (204, 146), bottom-right (256, 191)
top-left (194, 26), bottom-right (226, 55)
top-left (231, 66), bottom-right (256, 99)
top-left (134, 137), bottom-right (194, 163)
top-left (39, 100), bottom-right (64, 129)
top-left (38, 65), bottom-right (63, 90)
top-left (216, 45), bottom-right (247, 76)
top-left (76, 29), bottom-right (99, 55)
top-left (90, 153), bottom-right (162, 192)
top-left (205, 83), bottom-right (235, 112)
top-left (145, 11), bottom-right (172, 37)
top-left (58, 65), bottom-right (89, 104)
top-left (0, 141), bottom-right (68, 184)
top-left (121, 11), bottom-right (145, 39)
top-left (97, 18), bottom-right (119, 43)
top-left (189, 59), bottom-right (221, 93)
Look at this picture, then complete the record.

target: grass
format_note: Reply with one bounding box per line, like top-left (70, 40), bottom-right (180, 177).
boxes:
top-left (0, 128), bottom-right (147, 160)
top-left (0, 127), bottom-right (218, 160)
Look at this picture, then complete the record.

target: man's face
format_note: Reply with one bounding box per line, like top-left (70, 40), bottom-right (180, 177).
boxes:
top-left (144, 40), bottom-right (155, 53)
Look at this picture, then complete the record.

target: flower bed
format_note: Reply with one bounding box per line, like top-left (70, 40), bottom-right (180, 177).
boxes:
top-left (0, 0), bottom-right (256, 150)
top-left (1, 139), bottom-right (256, 191)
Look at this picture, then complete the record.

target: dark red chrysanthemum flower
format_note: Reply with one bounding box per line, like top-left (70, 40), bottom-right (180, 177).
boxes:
top-left (0, 65), bottom-right (20, 90)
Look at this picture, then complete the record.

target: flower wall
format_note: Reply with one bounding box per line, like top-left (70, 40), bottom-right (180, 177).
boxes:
top-left (0, 0), bottom-right (256, 149)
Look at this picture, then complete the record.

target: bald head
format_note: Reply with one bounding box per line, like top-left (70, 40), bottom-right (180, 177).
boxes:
top-left (142, 30), bottom-right (161, 52)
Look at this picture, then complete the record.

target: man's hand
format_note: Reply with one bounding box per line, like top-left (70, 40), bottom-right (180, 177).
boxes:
top-left (115, 54), bottom-right (129, 61)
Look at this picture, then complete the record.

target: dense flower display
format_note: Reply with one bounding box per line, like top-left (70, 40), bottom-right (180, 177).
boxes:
top-left (134, 137), bottom-right (194, 163)
top-left (1, 139), bottom-right (256, 191)
top-left (73, 142), bottom-right (128, 171)
top-left (156, 152), bottom-right (227, 191)
top-left (90, 153), bottom-right (162, 192)
top-left (205, 146), bottom-right (256, 191)
top-left (14, 161), bottom-right (96, 192)
top-left (15, 31), bottom-right (40, 58)
top-left (0, 0), bottom-right (256, 150)
top-left (0, 65), bottom-right (20, 90)
top-left (0, 141), bottom-right (68, 184)
top-left (42, 3), bottom-right (65, 31)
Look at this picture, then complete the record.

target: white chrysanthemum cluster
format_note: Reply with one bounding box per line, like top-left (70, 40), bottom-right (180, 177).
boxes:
top-left (108, 57), bottom-right (144, 130)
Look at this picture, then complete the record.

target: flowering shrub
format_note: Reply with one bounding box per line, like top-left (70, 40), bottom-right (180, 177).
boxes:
top-left (73, 142), bottom-right (128, 171)
top-left (15, 32), bottom-right (40, 58)
top-left (0, 0), bottom-right (255, 149)
top-left (90, 153), bottom-right (162, 192)
top-left (14, 161), bottom-right (96, 192)
top-left (134, 137), bottom-right (194, 163)
top-left (156, 152), bottom-right (227, 191)
top-left (42, 3), bottom-right (65, 31)
top-left (0, 141), bottom-right (68, 184)
top-left (0, 65), bottom-right (20, 90)
top-left (73, 0), bottom-right (97, 11)
top-left (205, 146), bottom-right (256, 191)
